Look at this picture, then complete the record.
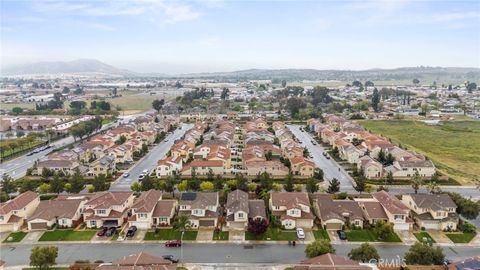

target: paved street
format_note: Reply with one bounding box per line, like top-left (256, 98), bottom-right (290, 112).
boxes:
top-left (1, 242), bottom-right (478, 266)
top-left (0, 121), bottom-right (118, 180)
top-left (287, 124), bottom-right (356, 190)
top-left (109, 123), bottom-right (193, 191)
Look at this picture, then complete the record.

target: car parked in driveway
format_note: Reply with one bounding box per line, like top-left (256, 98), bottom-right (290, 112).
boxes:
top-left (165, 240), bottom-right (182, 247)
top-left (105, 227), bottom-right (116, 237)
top-left (162, 255), bottom-right (179, 263)
top-left (337, 230), bottom-right (347, 240)
top-left (296, 228), bottom-right (305, 240)
top-left (126, 226), bottom-right (137, 237)
top-left (97, 227), bottom-right (108, 237)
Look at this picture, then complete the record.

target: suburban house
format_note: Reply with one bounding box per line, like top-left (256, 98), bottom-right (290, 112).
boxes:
top-left (357, 156), bottom-right (383, 179)
top-left (314, 195), bottom-right (364, 230)
top-left (95, 252), bottom-right (176, 270)
top-left (355, 199), bottom-right (388, 225)
top-left (35, 159), bottom-right (80, 176)
top-left (151, 200), bottom-right (178, 227)
top-left (179, 192), bottom-right (219, 228)
top-left (156, 155), bottom-right (183, 177)
top-left (385, 160), bottom-right (436, 178)
top-left (181, 160), bottom-right (225, 176)
top-left (27, 197), bottom-right (87, 230)
top-left (270, 192), bottom-right (314, 229)
top-left (90, 155), bottom-right (116, 176)
top-left (225, 190), bottom-right (249, 229)
top-left (294, 253), bottom-right (374, 270)
top-left (0, 191), bottom-right (40, 232)
top-left (129, 190), bottom-right (162, 229)
top-left (248, 200), bottom-right (267, 222)
top-left (83, 191), bottom-right (134, 228)
top-left (289, 156), bottom-right (315, 177)
top-left (245, 160), bottom-right (289, 177)
top-left (372, 191), bottom-right (412, 231)
top-left (401, 194), bottom-right (458, 230)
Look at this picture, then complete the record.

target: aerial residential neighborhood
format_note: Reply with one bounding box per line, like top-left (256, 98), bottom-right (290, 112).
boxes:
top-left (1, 0), bottom-right (480, 269)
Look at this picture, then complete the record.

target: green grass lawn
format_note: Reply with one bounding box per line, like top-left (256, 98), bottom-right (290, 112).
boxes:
top-left (144, 229), bottom-right (198, 241)
top-left (313, 229), bottom-right (330, 241)
top-left (346, 229), bottom-right (401, 242)
top-left (359, 120), bottom-right (480, 183)
top-left (213, 231), bottom-right (229, 241)
top-left (38, 230), bottom-right (96, 241)
top-left (245, 226), bottom-right (297, 241)
top-left (3, 231), bottom-right (27, 243)
top-left (0, 102), bottom-right (36, 111)
top-left (445, 232), bottom-right (476, 243)
top-left (414, 232), bottom-right (436, 243)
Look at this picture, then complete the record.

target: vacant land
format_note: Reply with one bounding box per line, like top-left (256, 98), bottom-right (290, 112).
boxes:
top-left (360, 120), bottom-right (480, 183)
top-left (0, 102), bottom-right (36, 110)
top-left (38, 230), bottom-right (96, 241)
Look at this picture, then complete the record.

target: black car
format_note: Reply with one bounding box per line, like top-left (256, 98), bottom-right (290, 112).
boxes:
top-left (337, 230), bottom-right (347, 240)
top-left (162, 255), bottom-right (179, 263)
top-left (105, 227), bottom-right (116, 237)
top-left (126, 226), bottom-right (137, 237)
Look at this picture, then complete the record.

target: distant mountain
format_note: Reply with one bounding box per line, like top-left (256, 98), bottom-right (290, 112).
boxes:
top-left (2, 59), bottom-right (135, 76)
top-left (175, 67), bottom-right (480, 82)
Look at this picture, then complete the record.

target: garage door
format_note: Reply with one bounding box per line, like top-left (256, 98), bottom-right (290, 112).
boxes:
top-left (422, 222), bottom-right (439, 230)
top-left (30, 222), bottom-right (48, 230)
top-left (325, 223), bottom-right (342, 230)
top-left (199, 220), bottom-right (215, 227)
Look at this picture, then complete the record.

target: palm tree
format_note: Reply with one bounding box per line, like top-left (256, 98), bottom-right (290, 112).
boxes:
top-left (173, 214), bottom-right (192, 232)
top-left (410, 172), bottom-right (423, 194)
top-left (427, 180), bottom-right (440, 194)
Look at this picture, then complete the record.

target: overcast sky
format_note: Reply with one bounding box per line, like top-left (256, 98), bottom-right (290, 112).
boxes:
top-left (1, 0), bottom-right (479, 74)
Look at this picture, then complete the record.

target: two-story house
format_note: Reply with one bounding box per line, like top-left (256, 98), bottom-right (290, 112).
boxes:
top-left (0, 191), bottom-right (40, 232)
top-left (401, 194), bottom-right (458, 230)
top-left (225, 190), bottom-right (249, 230)
top-left (373, 191), bottom-right (413, 231)
top-left (83, 191), bottom-right (134, 228)
top-left (313, 195), bottom-right (365, 230)
top-left (269, 192), bottom-right (314, 229)
top-left (128, 190), bottom-right (178, 229)
top-left (27, 196), bottom-right (87, 230)
top-left (156, 156), bottom-right (183, 177)
top-left (179, 192), bottom-right (219, 228)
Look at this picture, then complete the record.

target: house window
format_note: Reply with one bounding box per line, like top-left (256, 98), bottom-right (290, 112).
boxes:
top-left (96, 209), bottom-right (106, 215)
top-left (238, 212), bottom-right (244, 218)
top-left (394, 215), bottom-right (403, 220)
top-left (0, 216), bottom-right (3, 221)
top-left (90, 220), bottom-right (96, 227)
top-left (354, 220), bottom-right (360, 226)
top-left (181, 205), bottom-right (187, 210)
top-left (139, 213), bottom-right (147, 219)
top-left (193, 209), bottom-right (202, 215)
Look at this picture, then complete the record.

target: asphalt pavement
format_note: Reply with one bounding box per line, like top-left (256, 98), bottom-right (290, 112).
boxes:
top-left (287, 124), bottom-right (356, 191)
top-left (109, 123), bottom-right (193, 191)
top-left (1, 242), bottom-right (478, 266)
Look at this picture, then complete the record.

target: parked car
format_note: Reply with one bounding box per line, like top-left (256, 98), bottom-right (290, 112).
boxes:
top-left (126, 226), bottom-right (137, 237)
top-left (326, 155), bottom-right (331, 160)
top-left (337, 230), bottom-right (347, 240)
top-left (165, 240), bottom-right (182, 247)
top-left (162, 255), bottom-right (179, 263)
top-left (142, 169), bottom-right (149, 174)
top-left (105, 227), bottom-right (116, 237)
top-left (138, 174), bottom-right (146, 181)
top-left (296, 228), bottom-right (305, 240)
top-left (97, 227), bottom-right (108, 237)
top-left (26, 151), bottom-right (35, 156)
top-left (164, 139), bottom-right (169, 142)
top-left (123, 173), bottom-right (130, 178)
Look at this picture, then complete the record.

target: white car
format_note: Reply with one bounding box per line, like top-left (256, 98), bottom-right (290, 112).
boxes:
top-left (296, 228), bottom-right (305, 240)
top-left (123, 173), bottom-right (130, 178)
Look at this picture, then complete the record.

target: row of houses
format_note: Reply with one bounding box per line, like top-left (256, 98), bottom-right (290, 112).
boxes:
top-left (307, 115), bottom-right (435, 179)
top-left (33, 115), bottom-right (177, 177)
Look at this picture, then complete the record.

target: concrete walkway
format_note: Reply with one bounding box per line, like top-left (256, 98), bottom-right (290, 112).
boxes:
top-left (197, 229), bottom-right (214, 241)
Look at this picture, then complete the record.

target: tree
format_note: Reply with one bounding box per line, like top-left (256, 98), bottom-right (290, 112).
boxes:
top-left (200, 181), bottom-right (214, 191)
top-left (173, 214), bottom-right (191, 232)
top-left (466, 82), bottom-right (477, 93)
top-left (371, 88), bottom-right (381, 112)
top-left (38, 183), bottom-right (51, 194)
top-left (285, 97), bottom-right (306, 117)
top-left (247, 218), bottom-right (268, 235)
top-left (386, 171), bottom-right (394, 184)
top-left (214, 175), bottom-right (224, 190)
top-left (165, 176), bottom-right (177, 195)
top-left (206, 168), bottom-right (215, 181)
top-left (140, 175), bottom-right (154, 191)
top-left (410, 171), bottom-right (423, 194)
top-left (152, 99), bottom-right (165, 112)
top-left (355, 174), bottom-right (366, 193)
top-left (115, 135), bottom-right (127, 145)
top-left (235, 174), bottom-right (248, 192)
top-left (348, 243), bottom-right (379, 263)
top-left (306, 177), bottom-right (319, 193)
top-left (313, 168), bottom-right (324, 181)
top-left (68, 170), bottom-right (85, 193)
top-left (258, 172), bottom-right (272, 191)
top-left (178, 180), bottom-right (188, 192)
top-left (50, 175), bottom-right (64, 194)
top-left (284, 173), bottom-right (294, 192)
top-left (404, 242), bottom-right (445, 265)
top-left (30, 246), bottom-right (58, 269)
top-left (92, 174), bottom-right (109, 192)
top-left (413, 78), bottom-right (420, 85)
top-left (281, 80), bottom-right (287, 87)
top-left (1, 174), bottom-right (16, 194)
top-left (130, 182), bottom-right (142, 193)
top-left (305, 239), bottom-right (335, 258)
top-left (447, 192), bottom-right (480, 220)
top-left (374, 220), bottom-right (394, 240)
top-left (11, 107), bottom-right (23, 115)
top-left (62, 86), bottom-right (70, 94)
top-left (327, 178), bottom-right (340, 194)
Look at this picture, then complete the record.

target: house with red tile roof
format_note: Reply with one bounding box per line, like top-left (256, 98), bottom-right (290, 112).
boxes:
top-left (270, 192), bottom-right (314, 229)
top-left (129, 190), bottom-right (178, 229)
top-left (372, 191), bottom-right (412, 231)
top-left (27, 196), bottom-right (87, 230)
top-left (181, 160), bottom-right (225, 176)
top-left (290, 156), bottom-right (315, 177)
top-left (95, 252), bottom-right (176, 270)
top-left (0, 191), bottom-right (40, 232)
top-left (156, 155), bottom-right (183, 177)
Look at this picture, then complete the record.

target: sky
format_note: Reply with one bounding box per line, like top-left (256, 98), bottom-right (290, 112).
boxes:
top-left (1, 0), bottom-right (480, 74)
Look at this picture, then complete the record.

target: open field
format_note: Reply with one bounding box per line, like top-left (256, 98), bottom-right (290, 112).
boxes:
top-left (0, 103), bottom-right (36, 110)
top-left (359, 120), bottom-right (480, 184)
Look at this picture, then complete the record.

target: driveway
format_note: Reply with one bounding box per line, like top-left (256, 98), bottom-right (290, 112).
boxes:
top-left (197, 228), bottom-right (214, 241)
top-left (426, 230), bottom-right (453, 244)
top-left (396, 230), bottom-right (417, 244)
top-left (21, 231), bottom-right (43, 244)
top-left (229, 230), bottom-right (245, 242)
top-left (286, 125), bottom-right (355, 191)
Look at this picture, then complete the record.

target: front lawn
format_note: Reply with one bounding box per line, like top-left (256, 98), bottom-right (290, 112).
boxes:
top-left (414, 232), bottom-right (436, 243)
top-left (446, 232), bottom-right (476, 243)
top-left (144, 229), bottom-right (197, 241)
top-left (245, 226), bottom-right (297, 241)
top-left (213, 231), bottom-right (229, 241)
top-left (313, 229), bottom-right (330, 241)
top-left (39, 230), bottom-right (96, 241)
top-left (346, 229), bottom-right (401, 242)
top-left (3, 231), bottom-right (27, 243)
